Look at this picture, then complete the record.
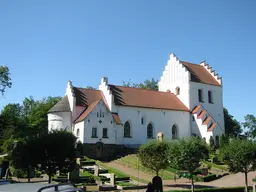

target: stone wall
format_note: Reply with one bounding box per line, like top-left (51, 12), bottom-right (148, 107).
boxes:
top-left (82, 143), bottom-right (137, 161)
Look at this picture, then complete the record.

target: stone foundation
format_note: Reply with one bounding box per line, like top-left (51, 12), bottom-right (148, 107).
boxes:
top-left (82, 143), bottom-right (137, 161)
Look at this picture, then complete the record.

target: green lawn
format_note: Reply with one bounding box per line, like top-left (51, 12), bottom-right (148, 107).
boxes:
top-left (115, 154), bottom-right (174, 180)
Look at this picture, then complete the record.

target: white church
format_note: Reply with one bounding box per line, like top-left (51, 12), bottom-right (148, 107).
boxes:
top-left (48, 53), bottom-right (225, 159)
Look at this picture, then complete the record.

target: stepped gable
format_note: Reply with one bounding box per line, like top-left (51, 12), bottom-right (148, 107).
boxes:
top-left (73, 87), bottom-right (122, 124)
top-left (48, 96), bottom-right (71, 113)
top-left (109, 85), bottom-right (189, 111)
top-left (181, 61), bottom-right (221, 86)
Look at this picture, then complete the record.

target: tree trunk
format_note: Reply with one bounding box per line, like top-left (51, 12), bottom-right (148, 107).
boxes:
top-left (27, 167), bottom-right (31, 183)
top-left (48, 173), bottom-right (52, 184)
top-left (191, 176), bottom-right (194, 192)
top-left (156, 170), bottom-right (159, 176)
top-left (244, 172), bottom-right (248, 192)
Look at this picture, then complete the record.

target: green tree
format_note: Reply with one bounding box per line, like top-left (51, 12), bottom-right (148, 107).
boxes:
top-left (39, 130), bottom-right (77, 183)
top-left (224, 108), bottom-right (242, 136)
top-left (209, 136), bottom-right (215, 152)
top-left (0, 66), bottom-right (12, 95)
top-left (11, 138), bottom-right (40, 182)
top-left (86, 86), bottom-right (96, 90)
top-left (220, 138), bottom-right (256, 192)
top-left (219, 134), bottom-right (229, 148)
top-left (168, 137), bottom-right (209, 192)
top-left (137, 140), bottom-right (169, 176)
top-left (122, 78), bottom-right (158, 90)
top-left (242, 114), bottom-right (256, 139)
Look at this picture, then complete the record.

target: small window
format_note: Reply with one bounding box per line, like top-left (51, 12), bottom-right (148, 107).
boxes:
top-left (124, 121), bottom-right (131, 137)
top-left (141, 117), bottom-right (144, 125)
top-left (102, 112), bottom-right (104, 117)
top-left (192, 116), bottom-right (195, 121)
top-left (76, 129), bottom-right (80, 137)
top-left (175, 87), bottom-right (180, 95)
top-left (198, 89), bottom-right (204, 102)
top-left (97, 112), bottom-right (99, 117)
top-left (208, 91), bottom-right (213, 103)
top-left (172, 124), bottom-right (178, 139)
top-left (92, 127), bottom-right (97, 138)
top-left (147, 123), bottom-right (153, 138)
top-left (102, 128), bottom-right (108, 138)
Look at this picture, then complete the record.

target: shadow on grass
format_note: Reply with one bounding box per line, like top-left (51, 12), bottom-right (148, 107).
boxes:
top-left (164, 183), bottom-right (216, 189)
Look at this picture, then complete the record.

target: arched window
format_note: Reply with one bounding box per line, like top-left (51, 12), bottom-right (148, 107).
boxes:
top-left (175, 87), bottom-right (180, 95)
top-left (124, 121), bottom-right (131, 137)
top-left (76, 129), bottom-right (80, 137)
top-left (172, 124), bottom-right (178, 139)
top-left (147, 123), bottom-right (154, 138)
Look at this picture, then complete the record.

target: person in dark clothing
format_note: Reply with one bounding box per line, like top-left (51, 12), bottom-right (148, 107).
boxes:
top-left (146, 182), bottom-right (154, 192)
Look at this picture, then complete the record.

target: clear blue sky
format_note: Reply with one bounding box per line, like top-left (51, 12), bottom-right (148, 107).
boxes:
top-left (0, 0), bottom-right (255, 123)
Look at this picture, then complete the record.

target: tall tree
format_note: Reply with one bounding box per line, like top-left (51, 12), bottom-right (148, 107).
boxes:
top-left (242, 114), bottom-right (256, 139)
top-left (122, 78), bottom-right (158, 90)
top-left (220, 138), bottom-right (256, 192)
top-left (223, 108), bottom-right (242, 136)
top-left (0, 66), bottom-right (12, 95)
top-left (137, 140), bottom-right (170, 176)
top-left (168, 137), bottom-right (209, 192)
top-left (38, 130), bottom-right (77, 183)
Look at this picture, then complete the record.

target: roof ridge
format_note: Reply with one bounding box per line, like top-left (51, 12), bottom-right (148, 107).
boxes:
top-left (73, 86), bottom-right (100, 91)
top-left (109, 84), bottom-right (167, 93)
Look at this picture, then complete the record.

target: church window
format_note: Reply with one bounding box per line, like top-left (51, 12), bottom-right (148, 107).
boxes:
top-left (102, 128), bottom-right (108, 138)
top-left (208, 90), bottom-right (213, 104)
top-left (147, 123), bottom-right (153, 138)
top-left (97, 112), bottom-right (99, 117)
top-left (175, 87), bottom-right (180, 95)
top-left (92, 127), bottom-right (97, 138)
top-left (76, 128), bottom-right (80, 137)
top-left (198, 89), bottom-right (204, 102)
top-left (141, 117), bottom-right (144, 125)
top-left (172, 124), bottom-right (178, 139)
top-left (102, 112), bottom-right (104, 117)
top-left (192, 116), bottom-right (195, 121)
top-left (215, 135), bottom-right (220, 147)
top-left (124, 121), bottom-right (131, 137)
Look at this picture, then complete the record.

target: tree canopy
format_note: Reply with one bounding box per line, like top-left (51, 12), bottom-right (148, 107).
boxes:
top-left (220, 138), bottom-right (256, 192)
top-left (11, 130), bottom-right (77, 183)
top-left (168, 137), bottom-right (209, 192)
top-left (0, 66), bottom-right (12, 95)
top-left (223, 108), bottom-right (242, 136)
top-left (0, 96), bottom-right (61, 150)
top-left (122, 78), bottom-right (158, 90)
top-left (137, 140), bottom-right (169, 176)
top-left (242, 114), bottom-right (256, 139)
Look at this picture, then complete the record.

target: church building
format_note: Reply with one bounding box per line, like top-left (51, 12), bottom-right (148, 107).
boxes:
top-left (48, 53), bottom-right (225, 159)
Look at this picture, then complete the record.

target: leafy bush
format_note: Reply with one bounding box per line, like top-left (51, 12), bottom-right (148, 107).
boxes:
top-left (167, 186), bottom-right (252, 192)
top-left (13, 168), bottom-right (28, 178)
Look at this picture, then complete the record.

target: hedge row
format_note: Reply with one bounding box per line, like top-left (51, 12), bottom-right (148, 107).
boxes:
top-left (168, 186), bottom-right (252, 192)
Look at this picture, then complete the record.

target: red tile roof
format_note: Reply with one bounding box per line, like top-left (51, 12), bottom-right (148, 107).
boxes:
top-left (208, 122), bottom-right (217, 132)
top-left (75, 100), bottom-right (100, 123)
top-left (109, 85), bottom-right (189, 111)
top-left (181, 61), bottom-right (221, 86)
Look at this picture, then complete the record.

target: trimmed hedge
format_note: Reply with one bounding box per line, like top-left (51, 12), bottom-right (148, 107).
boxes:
top-left (168, 186), bottom-right (252, 192)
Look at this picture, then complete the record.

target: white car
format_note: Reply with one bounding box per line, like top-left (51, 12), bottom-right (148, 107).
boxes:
top-left (0, 183), bottom-right (84, 192)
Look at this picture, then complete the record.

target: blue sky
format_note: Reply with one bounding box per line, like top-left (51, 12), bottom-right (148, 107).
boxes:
top-left (0, 0), bottom-right (255, 123)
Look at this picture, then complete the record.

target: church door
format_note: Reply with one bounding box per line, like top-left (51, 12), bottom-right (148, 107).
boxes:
top-left (95, 142), bottom-right (103, 159)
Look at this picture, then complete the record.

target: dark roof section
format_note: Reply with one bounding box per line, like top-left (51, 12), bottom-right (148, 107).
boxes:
top-left (109, 85), bottom-right (189, 111)
top-left (181, 61), bottom-right (221, 86)
top-left (48, 96), bottom-right (71, 113)
top-left (73, 87), bottom-right (103, 107)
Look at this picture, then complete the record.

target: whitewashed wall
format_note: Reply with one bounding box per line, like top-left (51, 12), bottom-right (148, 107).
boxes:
top-left (190, 82), bottom-right (225, 137)
top-left (158, 53), bottom-right (191, 108)
top-left (77, 100), bottom-right (116, 144)
top-left (48, 112), bottom-right (72, 132)
top-left (115, 106), bottom-right (191, 147)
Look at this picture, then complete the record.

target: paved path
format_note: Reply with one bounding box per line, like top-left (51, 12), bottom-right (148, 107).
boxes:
top-left (104, 161), bottom-right (256, 191)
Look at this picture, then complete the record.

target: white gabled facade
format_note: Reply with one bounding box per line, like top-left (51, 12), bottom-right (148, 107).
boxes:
top-left (48, 53), bottom-right (225, 147)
